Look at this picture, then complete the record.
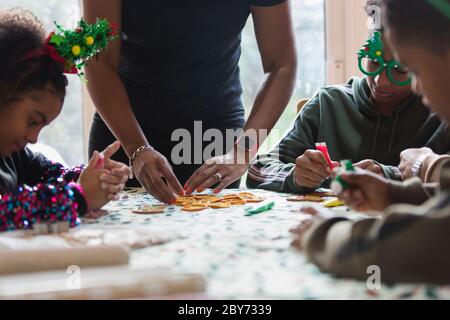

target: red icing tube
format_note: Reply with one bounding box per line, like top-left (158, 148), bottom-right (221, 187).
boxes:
top-left (315, 142), bottom-right (337, 170)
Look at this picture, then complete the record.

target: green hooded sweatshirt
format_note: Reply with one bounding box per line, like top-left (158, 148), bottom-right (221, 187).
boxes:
top-left (247, 77), bottom-right (450, 194)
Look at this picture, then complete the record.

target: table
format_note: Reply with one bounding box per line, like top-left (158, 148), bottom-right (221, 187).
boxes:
top-left (83, 188), bottom-right (450, 299)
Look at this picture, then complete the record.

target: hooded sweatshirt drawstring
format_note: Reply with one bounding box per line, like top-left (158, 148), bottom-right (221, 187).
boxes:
top-left (389, 110), bottom-right (401, 152)
top-left (371, 110), bottom-right (401, 157)
top-left (371, 115), bottom-right (382, 158)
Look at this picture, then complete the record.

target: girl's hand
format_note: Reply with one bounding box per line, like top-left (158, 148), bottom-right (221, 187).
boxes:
top-left (98, 141), bottom-right (130, 200)
top-left (78, 151), bottom-right (111, 210)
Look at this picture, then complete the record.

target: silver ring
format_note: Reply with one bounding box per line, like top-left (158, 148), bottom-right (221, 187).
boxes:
top-left (213, 173), bottom-right (222, 181)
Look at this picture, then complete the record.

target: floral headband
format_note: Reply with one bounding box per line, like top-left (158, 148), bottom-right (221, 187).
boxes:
top-left (23, 19), bottom-right (118, 76)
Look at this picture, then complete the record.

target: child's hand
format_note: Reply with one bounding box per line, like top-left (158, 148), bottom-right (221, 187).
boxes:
top-left (290, 219), bottom-right (315, 250)
top-left (98, 141), bottom-right (130, 200)
top-left (289, 206), bottom-right (334, 250)
top-left (294, 150), bottom-right (339, 189)
top-left (99, 164), bottom-right (130, 201)
top-left (399, 147), bottom-right (433, 180)
top-left (354, 159), bottom-right (384, 177)
top-left (338, 169), bottom-right (391, 212)
top-left (78, 151), bottom-right (111, 210)
top-left (299, 206), bottom-right (336, 219)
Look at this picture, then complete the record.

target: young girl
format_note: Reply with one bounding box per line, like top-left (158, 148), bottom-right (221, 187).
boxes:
top-left (0, 9), bottom-right (129, 232)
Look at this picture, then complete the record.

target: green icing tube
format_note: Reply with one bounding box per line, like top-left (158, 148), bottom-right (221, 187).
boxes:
top-left (245, 201), bottom-right (275, 216)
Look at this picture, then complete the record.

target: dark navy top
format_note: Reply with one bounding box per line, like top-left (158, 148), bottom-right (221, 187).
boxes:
top-left (118, 0), bottom-right (286, 130)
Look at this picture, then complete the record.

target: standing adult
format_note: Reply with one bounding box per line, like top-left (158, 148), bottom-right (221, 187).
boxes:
top-left (83, 0), bottom-right (297, 203)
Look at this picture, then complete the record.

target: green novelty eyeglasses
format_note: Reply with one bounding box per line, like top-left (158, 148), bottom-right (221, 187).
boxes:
top-left (357, 31), bottom-right (412, 87)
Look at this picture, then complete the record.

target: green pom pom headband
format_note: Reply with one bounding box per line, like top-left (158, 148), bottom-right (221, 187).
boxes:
top-left (23, 18), bottom-right (118, 76)
top-left (357, 31), bottom-right (412, 86)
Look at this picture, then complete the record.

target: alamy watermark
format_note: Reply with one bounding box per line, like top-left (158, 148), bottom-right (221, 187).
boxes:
top-left (66, 265), bottom-right (81, 290)
top-left (367, 4), bottom-right (382, 34)
top-left (170, 121), bottom-right (282, 165)
top-left (366, 265), bottom-right (381, 290)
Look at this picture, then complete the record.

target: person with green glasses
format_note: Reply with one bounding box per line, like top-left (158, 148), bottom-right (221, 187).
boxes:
top-left (291, 0), bottom-right (450, 285)
top-left (247, 0), bottom-right (450, 194)
top-left (358, 31), bottom-right (412, 87)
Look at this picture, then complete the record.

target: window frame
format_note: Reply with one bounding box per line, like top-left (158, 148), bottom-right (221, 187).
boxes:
top-left (325, 0), bottom-right (367, 85)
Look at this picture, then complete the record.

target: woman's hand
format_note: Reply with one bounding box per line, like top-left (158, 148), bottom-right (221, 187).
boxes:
top-left (184, 147), bottom-right (251, 194)
top-left (132, 148), bottom-right (184, 204)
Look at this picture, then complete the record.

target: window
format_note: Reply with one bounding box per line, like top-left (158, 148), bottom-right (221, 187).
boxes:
top-left (240, 0), bottom-right (326, 152)
top-left (1, 0), bottom-right (83, 167)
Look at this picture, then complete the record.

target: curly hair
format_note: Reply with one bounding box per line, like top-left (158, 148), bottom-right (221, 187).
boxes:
top-left (0, 8), bottom-right (67, 109)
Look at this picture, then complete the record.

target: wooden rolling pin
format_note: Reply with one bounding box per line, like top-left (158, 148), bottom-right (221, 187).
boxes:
top-left (0, 267), bottom-right (206, 300)
top-left (0, 245), bottom-right (129, 275)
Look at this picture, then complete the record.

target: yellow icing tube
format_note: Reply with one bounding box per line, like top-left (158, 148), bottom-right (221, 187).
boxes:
top-left (321, 197), bottom-right (345, 208)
